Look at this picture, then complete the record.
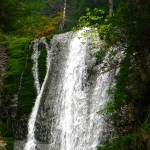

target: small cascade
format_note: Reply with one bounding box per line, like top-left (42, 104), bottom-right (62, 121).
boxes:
top-left (24, 37), bottom-right (51, 150)
top-left (31, 40), bottom-right (41, 94)
top-left (58, 29), bottom-right (88, 150)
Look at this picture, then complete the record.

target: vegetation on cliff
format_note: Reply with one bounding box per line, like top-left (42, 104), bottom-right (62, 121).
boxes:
top-left (98, 0), bottom-right (150, 149)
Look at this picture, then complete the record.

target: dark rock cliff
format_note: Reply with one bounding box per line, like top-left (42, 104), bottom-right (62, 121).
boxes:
top-left (0, 45), bottom-right (8, 100)
top-left (0, 44), bottom-right (8, 149)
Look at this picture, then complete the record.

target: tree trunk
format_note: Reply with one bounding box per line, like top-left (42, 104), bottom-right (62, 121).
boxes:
top-left (59, 0), bottom-right (66, 30)
top-left (108, 0), bottom-right (113, 15)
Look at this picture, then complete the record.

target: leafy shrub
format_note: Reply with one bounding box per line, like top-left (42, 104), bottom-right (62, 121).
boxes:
top-left (35, 12), bottom-right (63, 38)
top-left (97, 134), bottom-right (136, 150)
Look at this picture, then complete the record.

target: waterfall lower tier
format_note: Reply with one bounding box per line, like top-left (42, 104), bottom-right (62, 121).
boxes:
top-left (15, 29), bottom-right (119, 150)
top-left (24, 37), bottom-right (51, 150)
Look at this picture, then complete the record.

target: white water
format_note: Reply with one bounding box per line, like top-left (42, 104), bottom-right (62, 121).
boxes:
top-left (24, 37), bottom-right (51, 150)
top-left (42, 29), bottom-right (114, 150)
top-left (59, 30), bottom-right (88, 150)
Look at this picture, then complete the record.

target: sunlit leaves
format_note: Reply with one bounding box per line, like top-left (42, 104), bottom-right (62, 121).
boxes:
top-left (35, 12), bottom-right (63, 38)
top-left (19, 15), bottom-right (50, 37)
top-left (77, 8), bottom-right (104, 29)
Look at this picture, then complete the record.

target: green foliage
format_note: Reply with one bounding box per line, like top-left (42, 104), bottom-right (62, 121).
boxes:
top-left (0, 0), bottom-right (46, 34)
top-left (17, 50), bottom-right (36, 116)
top-left (75, 0), bottom-right (108, 21)
top-left (17, 42), bottom-right (47, 116)
top-left (100, 0), bottom-right (150, 48)
top-left (15, 15), bottom-right (51, 37)
top-left (17, 40), bottom-right (48, 116)
top-left (0, 0), bottom-right (21, 31)
top-left (73, 8), bottom-right (105, 31)
top-left (83, 0), bottom-right (150, 149)
top-left (0, 0), bottom-right (149, 149)
top-left (5, 137), bottom-right (14, 150)
top-left (0, 121), bottom-right (14, 150)
top-left (0, 121), bottom-right (14, 137)
top-left (99, 0), bottom-right (150, 117)
top-left (97, 134), bottom-right (136, 150)
top-left (35, 12), bottom-right (63, 38)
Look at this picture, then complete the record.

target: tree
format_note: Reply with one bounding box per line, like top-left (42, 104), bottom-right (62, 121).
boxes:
top-left (42, 0), bottom-right (77, 31)
top-left (59, 0), bottom-right (67, 30)
top-left (108, 0), bottom-right (113, 14)
top-left (0, 0), bottom-right (45, 33)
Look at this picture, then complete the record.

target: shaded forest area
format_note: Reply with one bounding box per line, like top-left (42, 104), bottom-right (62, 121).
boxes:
top-left (0, 0), bottom-right (150, 149)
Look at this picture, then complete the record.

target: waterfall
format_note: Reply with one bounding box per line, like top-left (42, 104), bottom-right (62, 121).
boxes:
top-left (24, 37), bottom-right (51, 150)
top-left (20, 28), bottom-right (120, 150)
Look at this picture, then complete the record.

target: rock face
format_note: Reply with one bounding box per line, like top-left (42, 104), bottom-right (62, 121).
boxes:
top-left (0, 45), bottom-right (8, 101)
top-left (0, 45), bottom-right (8, 150)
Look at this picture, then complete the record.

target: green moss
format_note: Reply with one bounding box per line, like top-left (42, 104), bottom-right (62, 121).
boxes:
top-left (17, 46), bottom-right (36, 116)
top-left (8, 38), bottom-right (30, 51)
top-left (1, 37), bottom-right (38, 148)
top-left (1, 37), bottom-right (50, 148)
top-left (2, 37), bottom-right (48, 116)
top-left (38, 48), bottom-right (47, 86)
top-left (2, 38), bottom-right (30, 102)
top-left (17, 40), bottom-right (48, 116)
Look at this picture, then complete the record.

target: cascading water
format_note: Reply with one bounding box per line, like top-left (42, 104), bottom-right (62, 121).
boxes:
top-left (23, 37), bottom-right (51, 150)
top-left (30, 29), bottom-right (118, 150)
top-left (19, 28), bottom-right (121, 150)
